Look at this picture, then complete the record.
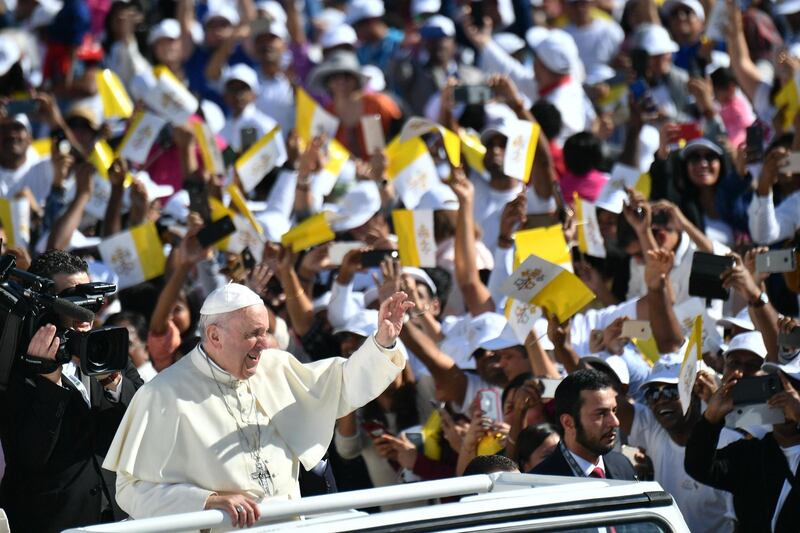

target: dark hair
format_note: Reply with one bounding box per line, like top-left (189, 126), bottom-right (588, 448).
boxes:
top-left (563, 132), bottom-right (603, 176)
top-left (29, 250), bottom-right (88, 280)
top-left (616, 214), bottom-right (639, 251)
top-left (462, 454), bottom-right (519, 476)
top-left (766, 132), bottom-right (794, 154)
top-left (502, 371), bottom-right (533, 407)
top-left (554, 369), bottom-right (614, 433)
top-left (531, 100), bottom-right (562, 140)
top-left (424, 267), bottom-right (451, 311)
top-left (710, 67), bottom-right (736, 91)
top-left (105, 311), bottom-right (147, 341)
top-left (516, 422), bottom-right (559, 467)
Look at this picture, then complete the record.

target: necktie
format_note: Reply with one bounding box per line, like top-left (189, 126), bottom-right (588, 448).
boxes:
top-left (589, 467), bottom-right (606, 478)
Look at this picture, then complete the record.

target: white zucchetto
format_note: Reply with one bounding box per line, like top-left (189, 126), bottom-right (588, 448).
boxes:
top-left (199, 283), bottom-right (264, 315)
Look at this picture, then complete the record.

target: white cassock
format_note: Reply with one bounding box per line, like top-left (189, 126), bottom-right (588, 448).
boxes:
top-left (103, 335), bottom-right (405, 522)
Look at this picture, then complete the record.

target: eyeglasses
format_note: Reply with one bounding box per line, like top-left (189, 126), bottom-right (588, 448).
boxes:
top-left (686, 152), bottom-right (719, 164)
top-left (644, 384), bottom-right (679, 404)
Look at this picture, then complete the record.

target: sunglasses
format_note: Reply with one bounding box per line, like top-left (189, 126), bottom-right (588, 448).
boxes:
top-left (644, 384), bottom-right (679, 404)
top-left (686, 151), bottom-right (719, 164)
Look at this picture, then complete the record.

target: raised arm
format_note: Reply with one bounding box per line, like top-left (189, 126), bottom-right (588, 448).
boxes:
top-left (103, 158), bottom-right (128, 237)
top-left (525, 329), bottom-right (560, 378)
top-left (449, 167), bottom-right (495, 315)
top-left (724, 0), bottom-right (763, 102)
top-left (47, 162), bottom-right (94, 251)
top-left (399, 320), bottom-right (468, 405)
top-left (651, 199), bottom-right (713, 253)
top-left (644, 249), bottom-right (685, 354)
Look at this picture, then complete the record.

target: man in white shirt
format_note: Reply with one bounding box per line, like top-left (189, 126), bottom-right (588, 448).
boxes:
top-left (0, 114), bottom-right (53, 205)
top-left (219, 63), bottom-right (278, 153)
top-left (562, 0), bottom-right (624, 79)
top-left (251, 20), bottom-right (295, 136)
top-left (748, 147), bottom-right (800, 245)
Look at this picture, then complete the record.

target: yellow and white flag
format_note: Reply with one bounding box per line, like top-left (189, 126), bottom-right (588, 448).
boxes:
top-left (0, 197), bottom-right (30, 247)
top-left (399, 117), bottom-right (461, 167)
top-left (513, 225), bottom-right (572, 271)
top-left (295, 87), bottom-right (339, 149)
top-left (503, 119), bottom-right (539, 183)
top-left (143, 66), bottom-right (199, 125)
top-left (96, 69), bottom-right (134, 119)
top-left (235, 126), bottom-right (287, 192)
top-left (678, 315), bottom-right (703, 415)
top-left (392, 209), bottom-right (436, 268)
top-left (31, 138), bottom-right (52, 158)
top-left (386, 136), bottom-right (437, 209)
top-left (674, 297), bottom-right (723, 354)
top-left (313, 139), bottom-right (350, 196)
top-left (505, 299), bottom-right (543, 344)
top-left (774, 73), bottom-right (800, 129)
top-left (281, 212), bottom-right (336, 252)
top-left (116, 111), bottom-right (167, 165)
top-left (501, 254), bottom-right (595, 323)
top-left (98, 222), bottom-right (166, 289)
top-left (460, 130), bottom-right (486, 174)
top-left (610, 162), bottom-right (651, 199)
top-left (194, 121), bottom-right (225, 176)
top-left (574, 193), bottom-right (606, 258)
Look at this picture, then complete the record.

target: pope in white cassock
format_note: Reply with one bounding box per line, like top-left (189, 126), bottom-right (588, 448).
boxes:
top-left (103, 283), bottom-right (413, 528)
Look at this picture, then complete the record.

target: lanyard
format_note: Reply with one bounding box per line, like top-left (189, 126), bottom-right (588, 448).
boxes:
top-left (559, 441), bottom-right (589, 477)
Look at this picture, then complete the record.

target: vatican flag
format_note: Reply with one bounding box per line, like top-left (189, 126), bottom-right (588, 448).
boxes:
top-left (281, 212), bottom-right (336, 252)
top-left (235, 126), bottom-right (287, 192)
top-left (392, 209), bottom-right (436, 268)
top-left (117, 111), bottom-right (167, 165)
top-left (313, 139), bottom-right (350, 196)
top-left (460, 130), bottom-right (486, 174)
top-left (0, 197), bottom-right (30, 247)
top-left (678, 315), bottom-right (703, 415)
top-left (193, 121), bottom-right (225, 175)
top-left (386, 136), bottom-right (437, 209)
top-left (500, 254), bottom-right (595, 323)
top-left (610, 162), bottom-right (652, 199)
top-left (143, 66), bottom-right (199, 125)
top-left (227, 184), bottom-right (264, 238)
top-left (98, 222), bottom-right (166, 289)
top-left (513, 225), bottom-right (572, 271)
top-left (574, 193), bottom-right (606, 258)
top-left (399, 117), bottom-right (461, 167)
top-left (295, 87), bottom-right (339, 149)
top-left (96, 69), bottom-right (134, 119)
top-left (503, 119), bottom-right (539, 183)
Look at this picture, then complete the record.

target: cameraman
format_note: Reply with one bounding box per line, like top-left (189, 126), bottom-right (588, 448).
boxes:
top-left (0, 250), bottom-right (143, 532)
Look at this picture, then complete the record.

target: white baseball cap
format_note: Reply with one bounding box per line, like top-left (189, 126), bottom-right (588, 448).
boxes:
top-left (251, 17), bottom-right (289, 41)
top-left (203, 4), bottom-right (240, 25)
top-left (333, 309), bottom-right (378, 337)
top-left (481, 323), bottom-right (522, 351)
top-left (583, 355), bottom-right (631, 386)
top-left (763, 359), bottom-right (800, 381)
top-left (419, 15), bottom-right (455, 39)
top-left (636, 24), bottom-right (679, 56)
top-left (256, 0), bottom-right (287, 25)
top-left (330, 180), bottom-right (382, 232)
top-left (717, 307), bottom-right (755, 331)
top-left (401, 267), bottom-right (437, 296)
top-left (532, 29), bottom-right (577, 75)
top-left (221, 63), bottom-right (260, 92)
top-left (362, 64), bottom-right (386, 92)
top-left (411, 0), bottom-right (441, 17)
top-left (200, 283), bottom-right (264, 315)
top-left (494, 32), bottom-right (526, 56)
top-left (723, 331), bottom-right (768, 359)
top-left (314, 8), bottom-right (347, 32)
top-left (148, 18), bottom-right (181, 45)
top-left (525, 26), bottom-right (549, 50)
top-left (465, 312), bottom-right (509, 356)
top-left (639, 359), bottom-right (682, 390)
top-left (416, 183), bottom-right (459, 211)
top-left (776, 0), bottom-right (800, 15)
top-left (346, 0), bottom-right (385, 25)
top-left (320, 24), bottom-right (357, 49)
top-left (663, 0), bottom-right (705, 21)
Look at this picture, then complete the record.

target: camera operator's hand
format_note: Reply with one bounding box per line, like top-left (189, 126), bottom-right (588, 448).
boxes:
top-left (27, 324), bottom-right (62, 384)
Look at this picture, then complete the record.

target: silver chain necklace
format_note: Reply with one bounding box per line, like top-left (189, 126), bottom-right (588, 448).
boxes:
top-left (203, 349), bottom-right (275, 496)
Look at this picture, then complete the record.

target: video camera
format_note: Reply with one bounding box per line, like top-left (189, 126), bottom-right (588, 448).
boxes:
top-left (0, 254), bottom-right (129, 391)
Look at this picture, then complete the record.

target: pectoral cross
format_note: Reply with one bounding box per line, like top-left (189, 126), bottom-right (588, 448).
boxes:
top-left (251, 458), bottom-right (274, 495)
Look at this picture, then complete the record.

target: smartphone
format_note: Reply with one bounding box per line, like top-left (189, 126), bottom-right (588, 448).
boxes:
top-left (196, 215), bottom-right (236, 248)
top-left (222, 146), bottom-right (238, 167)
top-left (731, 374), bottom-right (782, 405)
top-left (629, 79), bottom-right (657, 117)
top-left (622, 320), bottom-right (653, 340)
top-left (184, 179), bottom-right (211, 223)
top-left (470, 0), bottom-right (484, 27)
top-left (755, 249), bottom-right (797, 274)
top-left (676, 123), bottom-right (703, 143)
top-left (5, 98), bottom-right (38, 116)
top-left (779, 327), bottom-right (800, 349)
top-left (52, 129), bottom-right (83, 162)
top-left (240, 127), bottom-right (259, 153)
top-left (726, 403), bottom-right (785, 427)
top-left (361, 114), bottom-right (385, 155)
top-left (329, 241), bottom-right (364, 266)
top-left (360, 249), bottom-right (399, 268)
top-left (361, 420), bottom-right (389, 438)
top-left (241, 247), bottom-right (256, 270)
top-left (539, 378), bottom-right (562, 399)
top-left (454, 85), bottom-right (492, 106)
top-left (405, 432), bottom-right (424, 448)
top-left (478, 388), bottom-right (502, 422)
top-left (746, 123), bottom-right (764, 163)
top-left (689, 252), bottom-right (735, 301)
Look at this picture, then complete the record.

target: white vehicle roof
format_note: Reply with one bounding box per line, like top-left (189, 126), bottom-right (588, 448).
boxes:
top-left (64, 473), bottom-right (690, 532)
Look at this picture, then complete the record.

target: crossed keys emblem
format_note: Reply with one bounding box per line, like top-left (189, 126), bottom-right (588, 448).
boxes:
top-left (111, 247), bottom-right (137, 277)
top-left (131, 126), bottom-right (153, 149)
top-left (514, 304), bottom-right (537, 324)
top-left (508, 135), bottom-right (525, 163)
top-left (514, 268), bottom-right (545, 291)
top-left (417, 224), bottom-right (433, 254)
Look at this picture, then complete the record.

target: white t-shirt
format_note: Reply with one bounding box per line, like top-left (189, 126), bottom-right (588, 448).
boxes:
top-left (564, 19), bottom-right (624, 80)
top-left (220, 103), bottom-right (278, 152)
top-left (0, 153), bottom-right (53, 206)
top-left (470, 174), bottom-right (521, 254)
top-left (629, 403), bottom-right (734, 533)
top-left (255, 71), bottom-right (295, 138)
top-left (772, 444), bottom-right (800, 532)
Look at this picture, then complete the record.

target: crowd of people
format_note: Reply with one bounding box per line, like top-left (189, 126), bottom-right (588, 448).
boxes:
top-left (0, 0), bottom-right (799, 531)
